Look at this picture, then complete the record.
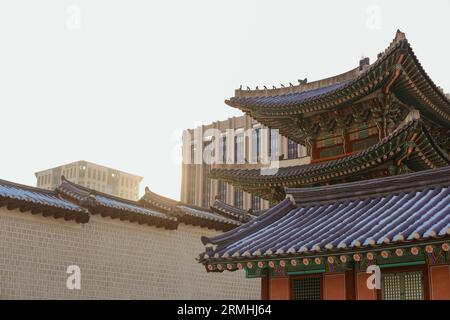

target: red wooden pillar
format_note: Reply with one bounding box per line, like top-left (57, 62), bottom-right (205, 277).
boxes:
top-left (261, 275), bottom-right (270, 300)
top-left (355, 272), bottom-right (377, 300)
top-left (269, 277), bottom-right (290, 300)
top-left (323, 273), bottom-right (346, 300)
top-left (428, 264), bottom-right (450, 300)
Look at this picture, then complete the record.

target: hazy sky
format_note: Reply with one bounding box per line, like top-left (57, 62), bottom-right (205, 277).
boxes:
top-left (0, 0), bottom-right (449, 200)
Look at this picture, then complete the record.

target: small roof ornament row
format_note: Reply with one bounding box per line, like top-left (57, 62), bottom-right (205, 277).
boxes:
top-left (207, 243), bottom-right (449, 271)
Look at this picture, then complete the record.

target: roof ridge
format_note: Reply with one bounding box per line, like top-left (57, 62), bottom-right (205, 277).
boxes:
top-left (58, 176), bottom-right (143, 206)
top-left (286, 166), bottom-right (450, 205)
top-left (141, 187), bottom-right (180, 207)
top-left (233, 70), bottom-right (359, 99)
top-left (230, 30), bottom-right (408, 100)
top-left (0, 178), bottom-right (59, 195)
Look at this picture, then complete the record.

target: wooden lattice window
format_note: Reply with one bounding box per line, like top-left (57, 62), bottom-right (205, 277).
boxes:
top-left (349, 124), bottom-right (379, 152)
top-left (292, 277), bottom-right (321, 300)
top-left (315, 130), bottom-right (344, 160)
top-left (381, 271), bottom-right (424, 300)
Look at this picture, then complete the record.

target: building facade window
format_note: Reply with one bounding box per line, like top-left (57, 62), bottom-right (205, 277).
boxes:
top-left (202, 141), bottom-right (213, 207)
top-left (252, 128), bottom-right (261, 163)
top-left (219, 135), bottom-right (227, 164)
top-left (234, 188), bottom-right (243, 209)
top-left (218, 180), bottom-right (227, 202)
top-left (234, 133), bottom-right (244, 164)
top-left (188, 143), bottom-right (197, 204)
top-left (269, 129), bottom-right (279, 160)
top-left (251, 194), bottom-right (261, 211)
top-left (288, 139), bottom-right (299, 159)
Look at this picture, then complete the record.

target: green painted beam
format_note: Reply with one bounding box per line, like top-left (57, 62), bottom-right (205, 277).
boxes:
top-left (379, 260), bottom-right (425, 269)
top-left (288, 269), bottom-right (325, 276)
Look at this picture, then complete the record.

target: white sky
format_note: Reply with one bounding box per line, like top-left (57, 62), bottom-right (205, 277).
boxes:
top-left (0, 0), bottom-right (449, 200)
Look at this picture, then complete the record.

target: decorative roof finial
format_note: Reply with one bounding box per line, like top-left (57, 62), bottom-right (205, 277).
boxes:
top-left (394, 29), bottom-right (406, 42)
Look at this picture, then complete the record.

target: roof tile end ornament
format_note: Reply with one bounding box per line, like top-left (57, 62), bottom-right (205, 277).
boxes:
top-left (285, 193), bottom-right (297, 206)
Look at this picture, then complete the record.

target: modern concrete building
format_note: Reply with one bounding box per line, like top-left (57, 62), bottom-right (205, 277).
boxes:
top-left (181, 115), bottom-right (310, 211)
top-left (35, 160), bottom-right (143, 201)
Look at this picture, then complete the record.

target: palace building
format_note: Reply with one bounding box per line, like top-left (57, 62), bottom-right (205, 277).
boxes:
top-left (199, 31), bottom-right (450, 300)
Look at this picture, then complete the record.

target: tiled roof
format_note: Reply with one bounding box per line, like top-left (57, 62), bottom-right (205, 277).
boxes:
top-left (58, 177), bottom-right (178, 229)
top-left (139, 187), bottom-right (180, 214)
top-left (209, 119), bottom-right (450, 200)
top-left (229, 80), bottom-right (351, 109)
top-left (211, 200), bottom-right (264, 222)
top-left (200, 167), bottom-right (450, 265)
top-left (139, 188), bottom-right (244, 231)
top-left (0, 179), bottom-right (89, 223)
top-left (178, 205), bottom-right (242, 231)
top-left (225, 31), bottom-right (450, 150)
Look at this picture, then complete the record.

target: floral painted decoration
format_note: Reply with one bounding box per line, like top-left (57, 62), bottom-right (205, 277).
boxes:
top-left (410, 247), bottom-right (419, 256)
